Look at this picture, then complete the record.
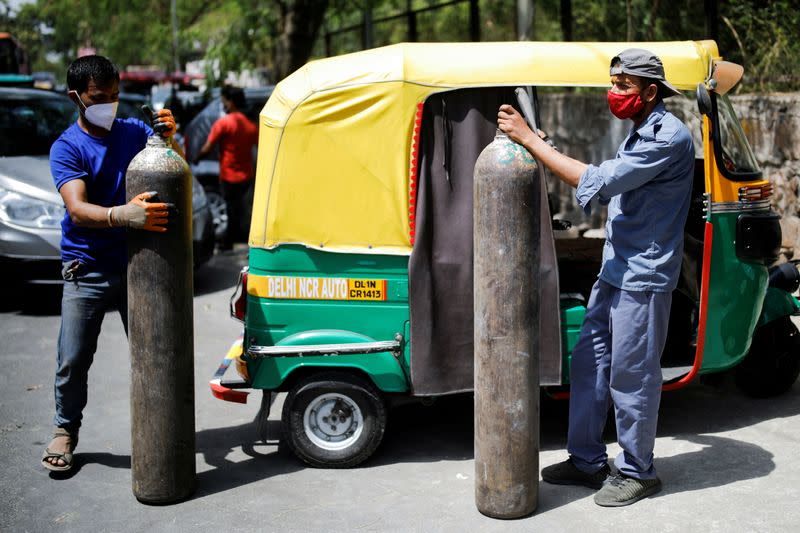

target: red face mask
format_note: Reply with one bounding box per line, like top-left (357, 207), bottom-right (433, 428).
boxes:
top-left (607, 90), bottom-right (644, 120)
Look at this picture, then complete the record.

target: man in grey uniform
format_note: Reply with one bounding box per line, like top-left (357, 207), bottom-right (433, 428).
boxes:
top-left (497, 48), bottom-right (695, 506)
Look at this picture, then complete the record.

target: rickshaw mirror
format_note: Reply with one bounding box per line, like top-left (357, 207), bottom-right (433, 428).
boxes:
top-left (696, 83), bottom-right (712, 116)
top-left (710, 60), bottom-right (744, 95)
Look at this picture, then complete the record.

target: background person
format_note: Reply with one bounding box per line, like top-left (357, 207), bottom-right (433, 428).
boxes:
top-left (42, 55), bottom-right (180, 472)
top-left (497, 48), bottom-right (695, 507)
top-left (193, 85), bottom-right (258, 251)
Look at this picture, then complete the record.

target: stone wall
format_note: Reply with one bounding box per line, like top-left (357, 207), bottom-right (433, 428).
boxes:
top-left (538, 92), bottom-right (800, 258)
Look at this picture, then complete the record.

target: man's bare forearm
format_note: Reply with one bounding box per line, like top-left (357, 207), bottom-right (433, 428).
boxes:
top-left (521, 134), bottom-right (588, 189)
top-left (497, 104), bottom-right (588, 189)
top-left (67, 200), bottom-right (116, 227)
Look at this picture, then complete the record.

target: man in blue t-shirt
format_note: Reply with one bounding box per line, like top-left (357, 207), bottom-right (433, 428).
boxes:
top-left (42, 55), bottom-right (181, 472)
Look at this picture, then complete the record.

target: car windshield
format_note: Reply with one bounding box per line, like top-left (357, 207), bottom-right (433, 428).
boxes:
top-left (716, 94), bottom-right (760, 175)
top-left (0, 95), bottom-right (77, 156)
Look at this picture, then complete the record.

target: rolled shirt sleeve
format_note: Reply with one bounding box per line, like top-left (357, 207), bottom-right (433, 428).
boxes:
top-left (576, 138), bottom-right (679, 215)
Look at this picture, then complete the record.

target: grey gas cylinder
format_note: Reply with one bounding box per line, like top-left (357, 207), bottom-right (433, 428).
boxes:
top-left (126, 134), bottom-right (196, 504)
top-left (473, 130), bottom-right (540, 519)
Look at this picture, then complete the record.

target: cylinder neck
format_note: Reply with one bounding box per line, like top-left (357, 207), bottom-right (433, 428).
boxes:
top-left (147, 134), bottom-right (169, 147)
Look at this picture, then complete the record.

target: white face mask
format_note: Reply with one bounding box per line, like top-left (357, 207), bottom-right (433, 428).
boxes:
top-left (70, 90), bottom-right (119, 131)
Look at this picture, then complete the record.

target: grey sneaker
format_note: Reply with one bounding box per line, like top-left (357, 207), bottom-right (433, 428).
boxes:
top-left (541, 459), bottom-right (611, 490)
top-left (594, 474), bottom-right (662, 507)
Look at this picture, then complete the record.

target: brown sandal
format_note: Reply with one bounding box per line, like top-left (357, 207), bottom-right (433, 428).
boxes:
top-left (41, 427), bottom-right (78, 472)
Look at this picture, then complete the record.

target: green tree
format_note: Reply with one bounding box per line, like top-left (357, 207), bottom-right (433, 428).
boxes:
top-left (4, 0), bottom-right (800, 91)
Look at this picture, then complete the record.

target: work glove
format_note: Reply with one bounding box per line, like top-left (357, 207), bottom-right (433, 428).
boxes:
top-left (110, 191), bottom-right (170, 232)
top-left (141, 105), bottom-right (177, 138)
top-left (152, 109), bottom-right (177, 138)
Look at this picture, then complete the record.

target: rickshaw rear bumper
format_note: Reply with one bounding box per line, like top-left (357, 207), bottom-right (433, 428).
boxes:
top-left (210, 378), bottom-right (249, 403)
top-left (209, 338), bottom-right (251, 404)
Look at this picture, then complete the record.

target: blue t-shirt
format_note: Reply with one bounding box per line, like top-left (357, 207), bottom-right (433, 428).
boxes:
top-left (50, 118), bottom-right (153, 272)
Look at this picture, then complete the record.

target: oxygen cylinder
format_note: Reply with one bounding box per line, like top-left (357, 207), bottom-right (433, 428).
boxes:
top-left (126, 134), bottom-right (196, 504)
top-left (473, 130), bottom-right (540, 519)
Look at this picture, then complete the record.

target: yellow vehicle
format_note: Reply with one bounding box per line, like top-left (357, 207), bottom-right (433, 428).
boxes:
top-left (211, 41), bottom-right (798, 467)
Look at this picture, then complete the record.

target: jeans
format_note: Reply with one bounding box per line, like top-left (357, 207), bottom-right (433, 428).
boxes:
top-left (54, 260), bottom-right (127, 432)
top-left (220, 180), bottom-right (253, 248)
top-left (567, 279), bottom-right (672, 480)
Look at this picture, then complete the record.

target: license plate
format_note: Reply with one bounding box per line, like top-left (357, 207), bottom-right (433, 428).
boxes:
top-left (248, 275), bottom-right (388, 301)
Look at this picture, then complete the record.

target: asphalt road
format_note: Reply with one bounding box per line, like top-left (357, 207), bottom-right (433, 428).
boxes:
top-left (2, 249), bottom-right (800, 532)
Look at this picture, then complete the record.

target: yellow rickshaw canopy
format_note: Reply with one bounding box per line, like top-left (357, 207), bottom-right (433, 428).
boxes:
top-left (251, 40), bottom-right (720, 254)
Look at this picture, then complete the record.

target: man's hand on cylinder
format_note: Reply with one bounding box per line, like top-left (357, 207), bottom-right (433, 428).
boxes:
top-left (153, 109), bottom-right (177, 138)
top-left (498, 104), bottom-right (555, 151)
top-left (497, 104), bottom-right (536, 146)
top-left (110, 191), bottom-right (171, 232)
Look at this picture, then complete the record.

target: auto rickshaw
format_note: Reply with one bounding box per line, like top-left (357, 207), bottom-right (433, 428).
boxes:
top-left (210, 41), bottom-right (800, 468)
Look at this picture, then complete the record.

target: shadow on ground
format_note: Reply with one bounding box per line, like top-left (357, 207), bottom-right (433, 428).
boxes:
top-left (194, 419), bottom-right (302, 499)
top-left (36, 380), bottom-right (783, 503)
top-left (47, 452), bottom-right (132, 480)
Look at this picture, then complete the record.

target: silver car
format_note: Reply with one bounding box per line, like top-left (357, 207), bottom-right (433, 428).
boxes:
top-left (0, 87), bottom-right (213, 284)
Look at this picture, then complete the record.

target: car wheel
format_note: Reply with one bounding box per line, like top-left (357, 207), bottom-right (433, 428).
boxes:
top-left (205, 191), bottom-right (228, 240)
top-left (282, 372), bottom-right (387, 468)
top-left (735, 317), bottom-right (800, 398)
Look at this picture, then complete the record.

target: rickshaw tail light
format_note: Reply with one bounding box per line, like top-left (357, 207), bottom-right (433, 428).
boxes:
top-left (234, 356), bottom-right (250, 382)
top-left (232, 270), bottom-right (248, 322)
top-left (738, 184), bottom-right (773, 201)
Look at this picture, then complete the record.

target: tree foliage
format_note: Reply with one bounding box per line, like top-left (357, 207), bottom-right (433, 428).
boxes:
top-left (3, 0), bottom-right (799, 90)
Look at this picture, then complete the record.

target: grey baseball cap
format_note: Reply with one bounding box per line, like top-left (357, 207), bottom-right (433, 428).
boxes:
top-left (610, 48), bottom-right (682, 98)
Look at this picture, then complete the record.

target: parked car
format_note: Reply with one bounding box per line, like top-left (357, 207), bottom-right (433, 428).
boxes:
top-left (182, 86), bottom-right (274, 240)
top-left (0, 87), bottom-right (213, 284)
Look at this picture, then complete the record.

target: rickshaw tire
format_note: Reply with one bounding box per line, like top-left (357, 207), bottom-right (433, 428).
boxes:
top-left (281, 371), bottom-right (387, 468)
top-left (735, 317), bottom-right (800, 398)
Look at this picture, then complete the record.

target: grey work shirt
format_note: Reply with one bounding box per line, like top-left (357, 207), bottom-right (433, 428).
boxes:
top-left (576, 102), bottom-right (695, 292)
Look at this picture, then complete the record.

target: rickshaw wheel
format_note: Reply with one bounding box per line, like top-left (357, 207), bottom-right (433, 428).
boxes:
top-left (282, 371), bottom-right (387, 468)
top-left (735, 317), bottom-right (800, 398)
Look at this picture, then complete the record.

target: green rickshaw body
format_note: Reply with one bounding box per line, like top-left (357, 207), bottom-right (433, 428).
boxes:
top-left (243, 226), bottom-right (777, 390)
top-left (243, 245), bottom-right (592, 393)
top-left (701, 212), bottom-right (769, 373)
top-left (245, 246), bottom-right (410, 393)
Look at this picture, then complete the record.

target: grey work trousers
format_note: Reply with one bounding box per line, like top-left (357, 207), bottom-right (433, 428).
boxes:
top-left (567, 279), bottom-right (672, 480)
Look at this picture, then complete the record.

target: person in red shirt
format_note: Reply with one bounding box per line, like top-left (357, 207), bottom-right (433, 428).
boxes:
top-left (194, 85), bottom-right (258, 250)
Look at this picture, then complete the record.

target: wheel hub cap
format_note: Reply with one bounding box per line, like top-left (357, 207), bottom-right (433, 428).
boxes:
top-left (303, 392), bottom-right (364, 451)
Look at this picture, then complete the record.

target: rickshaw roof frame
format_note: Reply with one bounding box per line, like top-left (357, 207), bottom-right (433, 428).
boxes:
top-left (251, 40), bottom-right (720, 255)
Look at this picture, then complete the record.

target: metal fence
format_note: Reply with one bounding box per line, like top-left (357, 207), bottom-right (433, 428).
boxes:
top-left (322, 0), bottom-right (481, 57)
